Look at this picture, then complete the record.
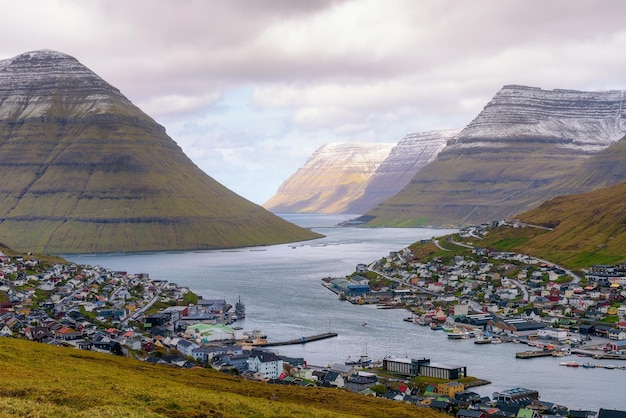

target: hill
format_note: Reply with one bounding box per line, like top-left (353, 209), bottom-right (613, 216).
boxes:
top-left (0, 50), bottom-right (321, 253)
top-left (263, 142), bottom-right (396, 214)
top-left (0, 337), bottom-right (442, 418)
top-left (264, 131), bottom-right (456, 215)
top-left (478, 180), bottom-right (626, 269)
top-left (360, 85), bottom-right (626, 227)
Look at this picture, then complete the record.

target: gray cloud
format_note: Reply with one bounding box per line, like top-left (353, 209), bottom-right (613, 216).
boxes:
top-left (1, 0), bottom-right (626, 203)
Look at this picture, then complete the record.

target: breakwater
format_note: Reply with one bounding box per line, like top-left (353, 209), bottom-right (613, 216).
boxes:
top-left (260, 332), bottom-right (339, 347)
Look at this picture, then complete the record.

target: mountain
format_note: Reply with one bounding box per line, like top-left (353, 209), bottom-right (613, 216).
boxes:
top-left (361, 85), bottom-right (626, 227)
top-left (343, 130), bottom-right (458, 214)
top-left (0, 50), bottom-right (321, 254)
top-left (553, 134), bottom-right (626, 189)
top-left (478, 180), bottom-right (626, 269)
top-left (263, 142), bottom-right (395, 214)
top-left (263, 130), bottom-right (456, 215)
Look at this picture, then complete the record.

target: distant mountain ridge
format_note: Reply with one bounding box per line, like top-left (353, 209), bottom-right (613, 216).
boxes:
top-left (263, 142), bottom-right (395, 214)
top-left (263, 130), bottom-right (457, 214)
top-left (361, 85), bottom-right (626, 227)
top-left (0, 50), bottom-right (321, 253)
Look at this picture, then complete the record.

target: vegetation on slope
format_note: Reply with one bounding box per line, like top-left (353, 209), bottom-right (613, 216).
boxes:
top-left (475, 181), bottom-right (626, 269)
top-left (0, 50), bottom-right (322, 254)
top-left (0, 338), bottom-right (444, 418)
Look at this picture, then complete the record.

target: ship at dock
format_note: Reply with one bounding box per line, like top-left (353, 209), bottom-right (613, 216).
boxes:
top-left (235, 296), bottom-right (246, 320)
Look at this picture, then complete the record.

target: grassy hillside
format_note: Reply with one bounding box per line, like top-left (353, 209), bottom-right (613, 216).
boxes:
top-left (0, 51), bottom-right (322, 254)
top-left (362, 140), bottom-right (592, 227)
top-left (0, 338), bottom-right (443, 418)
top-left (476, 181), bottom-right (626, 269)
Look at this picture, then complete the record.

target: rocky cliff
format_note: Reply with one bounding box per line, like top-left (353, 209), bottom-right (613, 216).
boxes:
top-left (343, 130), bottom-right (457, 214)
top-left (263, 129), bottom-right (456, 215)
top-left (263, 142), bottom-right (395, 214)
top-left (0, 50), bottom-right (321, 253)
top-left (362, 85), bottom-right (626, 227)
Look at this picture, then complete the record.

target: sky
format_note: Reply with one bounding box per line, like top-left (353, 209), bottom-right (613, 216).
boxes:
top-left (1, 0), bottom-right (626, 204)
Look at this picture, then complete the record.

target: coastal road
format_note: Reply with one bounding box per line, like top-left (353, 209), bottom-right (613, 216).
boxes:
top-left (367, 263), bottom-right (438, 296)
top-left (121, 288), bottom-right (162, 326)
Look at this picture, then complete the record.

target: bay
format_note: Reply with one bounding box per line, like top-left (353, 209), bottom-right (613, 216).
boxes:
top-left (66, 214), bottom-right (624, 411)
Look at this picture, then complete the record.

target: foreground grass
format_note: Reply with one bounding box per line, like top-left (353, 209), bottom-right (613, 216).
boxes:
top-left (0, 338), bottom-right (444, 418)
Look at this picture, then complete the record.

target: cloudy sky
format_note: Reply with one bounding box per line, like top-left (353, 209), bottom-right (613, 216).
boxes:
top-left (2, 0), bottom-right (626, 204)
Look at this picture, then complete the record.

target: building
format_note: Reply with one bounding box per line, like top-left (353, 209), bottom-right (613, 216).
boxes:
top-left (492, 388), bottom-right (539, 402)
top-left (419, 360), bottom-right (466, 380)
top-left (247, 350), bottom-right (283, 379)
top-left (382, 357), bottom-right (466, 380)
top-left (438, 381), bottom-right (465, 397)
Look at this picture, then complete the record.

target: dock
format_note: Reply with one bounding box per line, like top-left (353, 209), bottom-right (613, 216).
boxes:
top-left (516, 350), bottom-right (553, 359)
top-left (259, 332), bottom-right (338, 347)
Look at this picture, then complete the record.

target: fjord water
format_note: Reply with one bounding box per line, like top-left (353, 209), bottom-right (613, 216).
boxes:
top-left (67, 214), bottom-right (623, 411)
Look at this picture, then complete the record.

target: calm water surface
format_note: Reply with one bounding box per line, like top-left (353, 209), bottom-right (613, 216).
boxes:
top-left (66, 214), bottom-right (624, 411)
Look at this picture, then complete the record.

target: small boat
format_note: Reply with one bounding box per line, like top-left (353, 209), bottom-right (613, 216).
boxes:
top-left (441, 325), bottom-right (455, 333)
top-left (604, 364), bottom-right (615, 369)
top-left (346, 344), bottom-right (370, 366)
top-left (345, 354), bottom-right (371, 366)
top-left (447, 327), bottom-right (469, 339)
top-left (430, 323), bottom-right (443, 331)
top-left (360, 322), bottom-right (368, 326)
top-left (474, 336), bottom-right (493, 345)
top-left (560, 361), bottom-right (579, 367)
top-left (490, 338), bottom-right (503, 344)
top-left (582, 363), bottom-right (596, 369)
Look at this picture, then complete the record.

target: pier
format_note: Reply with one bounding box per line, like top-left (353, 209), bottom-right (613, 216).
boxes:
top-left (515, 350), bottom-right (553, 359)
top-left (259, 332), bottom-right (338, 347)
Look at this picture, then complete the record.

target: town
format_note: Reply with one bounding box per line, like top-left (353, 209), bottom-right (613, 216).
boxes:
top-left (1, 220), bottom-right (626, 418)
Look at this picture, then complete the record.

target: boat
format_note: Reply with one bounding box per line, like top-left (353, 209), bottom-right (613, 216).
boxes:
top-left (559, 361), bottom-right (579, 367)
top-left (430, 323), bottom-right (443, 331)
top-left (346, 344), bottom-right (371, 366)
top-left (582, 363), bottom-right (596, 369)
top-left (474, 335), bottom-right (493, 344)
top-left (604, 364), bottom-right (615, 369)
top-left (490, 337), bottom-right (503, 344)
top-left (235, 296), bottom-right (246, 319)
top-left (360, 322), bottom-right (368, 326)
top-left (448, 331), bottom-right (469, 339)
top-left (345, 354), bottom-right (371, 366)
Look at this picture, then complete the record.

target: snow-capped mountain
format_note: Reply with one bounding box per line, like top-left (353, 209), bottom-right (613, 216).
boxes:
top-left (263, 129), bottom-right (457, 214)
top-left (362, 85), bottom-right (626, 227)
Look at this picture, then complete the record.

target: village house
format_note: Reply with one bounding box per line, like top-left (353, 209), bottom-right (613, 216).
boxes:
top-left (247, 349), bottom-right (283, 379)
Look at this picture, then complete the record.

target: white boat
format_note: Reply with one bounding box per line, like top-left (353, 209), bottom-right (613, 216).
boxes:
top-left (474, 336), bottom-right (493, 345)
top-left (346, 343), bottom-right (371, 366)
top-left (447, 328), bottom-right (469, 339)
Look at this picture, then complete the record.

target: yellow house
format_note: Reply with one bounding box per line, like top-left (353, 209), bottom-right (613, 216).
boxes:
top-left (437, 381), bottom-right (464, 397)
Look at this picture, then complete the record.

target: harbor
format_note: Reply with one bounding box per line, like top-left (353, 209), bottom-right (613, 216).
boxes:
top-left (67, 216), bottom-right (626, 412)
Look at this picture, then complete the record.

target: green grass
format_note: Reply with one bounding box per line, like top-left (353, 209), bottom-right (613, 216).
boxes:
top-left (0, 338), bottom-right (446, 418)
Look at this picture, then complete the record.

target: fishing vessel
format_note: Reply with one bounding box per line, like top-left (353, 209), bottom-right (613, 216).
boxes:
top-left (346, 344), bottom-right (371, 366)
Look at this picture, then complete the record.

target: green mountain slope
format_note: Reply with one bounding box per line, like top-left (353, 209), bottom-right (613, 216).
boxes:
top-left (0, 50), bottom-right (321, 253)
top-left (0, 338), bottom-right (442, 418)
top-left (479, 180), bottom-right (626, 269)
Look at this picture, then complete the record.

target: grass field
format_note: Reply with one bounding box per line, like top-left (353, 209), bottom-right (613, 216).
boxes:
top-left (0, 338), bottom-right (446, 418)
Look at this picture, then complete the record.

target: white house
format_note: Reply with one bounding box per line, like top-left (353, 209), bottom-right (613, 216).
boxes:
top-left (247, 350), bottom-right (283, 379)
